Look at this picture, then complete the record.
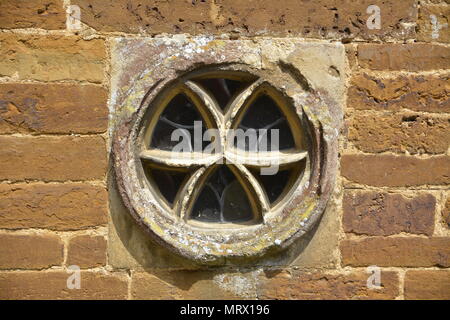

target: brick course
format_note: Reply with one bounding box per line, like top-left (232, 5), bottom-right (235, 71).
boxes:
top-left (343, 191), bottom-right (435, 236)
top-left (0, 0), bottom-right (66, 30)
top-left (348, 112), bottom-right (450, 154)
top-left (417, 4), bottom-right (450, 43)
top-left (257, 270), bottom-right (399, 300)
top-left (0, 136), bottom-right (107, 182)
top-left (404, 270), bottom-right (450, 300)
top-left (73, 0), bottom-right (417, 39)
top-left (0, 84), bottom-right (108, 134)
top-left (0, 271), bottom-right (128, 300)
top-left (357, 44), bottom-right (450, 71)
top-left (0, 234), bottom-right (63, 269)
top-left (131, 271), bottom-right (246, 300)
top-left (0, 34), bottom-right (105, 83)
top-left (340, 237), bottom-right (450, 267)
top-left (0, 183), bottom-right (107, 230)
top-left (347, 73), bottom-right (450, 113)
top-left (341, 154), bottom-right (450, 187)
top-left (67, 235), bottom-right (107, 268)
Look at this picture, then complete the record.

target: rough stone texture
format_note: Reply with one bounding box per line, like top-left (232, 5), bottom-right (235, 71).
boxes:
top-left (444, 196), bottom-right (450, 227)
top-left (0, 34), bottom-right (105, 83)
top-left (0, 136), bottom-right (107, 182)
top-left (74, 0), bottom-right (417, 40)
top-left (345, 43), bottom-right (358, 71)
top-left (347, 73), bottom-right (450, 113)
top-left (107, 179), bottom-right (204, 270)
top-left (357, 44), bottom-right (450, 71)
top-left (261, 40), bottom-right (347, 105)
top-left (0, 271), bottom-right (128, 299)
top-left (0, 84), bottom-right (108, 134)
top-left (348, 112), bottom-right (450, 154)
top-left (0, 184), bottom-right (107, 231)
top-left (257, 270), bottom-right (399, 300)
top-left (0, 234), bottom-right (63, 269)
top-left (404, 270), bottom-right (450, 300)
top-left (340, 237), bottom-right (450, 267)
top-left (343, 191), bottom-right (435, 236)
top-left (67, 235), bottom-right (107, 269)
top-left (0, 0), bottom-right (66, 30)
top-left (341, 154), bottom-right (450, 187)
top-left (131, 271), bottom-right (255, 299)
top-left (418, 4), bottom-right (450, 43)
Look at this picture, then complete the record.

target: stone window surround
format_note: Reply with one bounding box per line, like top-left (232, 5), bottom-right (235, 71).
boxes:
top-left (110, 38), bottom-right (344, 265)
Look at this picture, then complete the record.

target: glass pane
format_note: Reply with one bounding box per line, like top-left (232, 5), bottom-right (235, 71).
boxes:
top-left (195, 78), bottom-right (249, 110)
top-left (191, 166), bottom-right (253, 223)
top-left (147, 168), bottom-right (188, 205)
top-left (237, 95), bottom-right (295, 151)
top-left (249, 160), bottom-right (305, 205)
top-left (151, 93), bottom-right (207, 151)
top-left (249, 167), bottom-right (291, 204)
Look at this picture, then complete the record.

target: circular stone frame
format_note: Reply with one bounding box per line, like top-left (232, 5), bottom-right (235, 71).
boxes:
top-left (113, 63), bottom-right (340, 265)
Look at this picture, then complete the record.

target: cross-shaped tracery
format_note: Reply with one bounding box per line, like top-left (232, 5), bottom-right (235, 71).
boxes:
top-left (139, 72), bottom-right (309, 226)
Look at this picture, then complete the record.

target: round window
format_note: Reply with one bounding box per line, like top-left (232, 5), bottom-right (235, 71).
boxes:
top-left (113, 64), bottom-right (339, 264)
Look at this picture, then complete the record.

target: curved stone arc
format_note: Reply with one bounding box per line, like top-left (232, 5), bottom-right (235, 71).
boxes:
top-left (140, 149), bottom-right (221, 168)
top-left (173, 166), bottom-right (208, 220)
top-left (224, 148), bottom-right (308, 167)
top-left (112, 61), bottom-right (340, 265)
top-left (224, 79), bottom-right (264, 130)
top-left (228, 162), bottom-right (270, 216)
top-left (184, 80), bottom-right (224, 129)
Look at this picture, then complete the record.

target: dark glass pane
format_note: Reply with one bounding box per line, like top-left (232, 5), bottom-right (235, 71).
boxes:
top-left (147, 169), bottom-right (188, 205)
top-left (249, 160), bottom-right (305, 205)
top-left (195, 78), bottom-right (248, 110)
top-left (191, 166), bottom-right (253, 223)
top-left (222, 181), bottom-right (253, 222)
top-left (237, 95), bottom-right (295, 151)
top-left (151, 93), bottom-right (207, 151)
top-left (250, 168), bottom-right (291, 204)
top-left (191, 185), bottom-right (221, 222)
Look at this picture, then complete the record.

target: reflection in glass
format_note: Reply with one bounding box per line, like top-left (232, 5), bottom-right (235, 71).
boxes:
top-left (147, 168), bottom-right (188, 205)
top-left (237, 95), bottom-right (295, 151)
top-left (191, 166), bottom-right (253, 223)
top-left (151, 93), bottom-right (207, 151)
top-left (195, 78), bottom-right (249, 110)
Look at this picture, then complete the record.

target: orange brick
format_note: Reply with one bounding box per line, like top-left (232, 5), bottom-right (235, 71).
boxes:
top-left (0, 271), bottom-right (128, 299)
top-left (348, 112), bottom-right (450, 154)
top-left (0, 34), bottom-right (105, 83)
top-left (0, 234), bottom-right (63, 269)
top-left (0, 0), bottom-right (66, 30)
top-left (341, 154), bottom-right (450, 187)
top-left (0, 136), bottom-right (107, 182)
top-left (0, 84), bottom-right (108, 134)
top-left (404, 270), bottom-right (450, 300)
top-left (0, 183), bottom-right (107, 231)
top-left (443, 196), bottom-right (450, 228)
top-left (131, 271), bottom-right (247, 300)
top-left (348, 73), bottom-right (450, 113)
top-left (343, 191), bottom-right (435, 236)
top-left (340, 237), bottom-right (450, 267)
top-left (73, 0), bottom-right (416, 40)
top-left (67, 235), bottom-right (107, 268)
top-left (418, 4), bottom-right (450, 43)
top-left (358, 44), bottom-right (450, 71)
top-left (257, 270), bottom-right (399, 300)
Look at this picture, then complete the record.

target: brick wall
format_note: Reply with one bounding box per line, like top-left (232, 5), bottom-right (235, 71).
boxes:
top-left (0, 0), bottom-right (448, 300)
